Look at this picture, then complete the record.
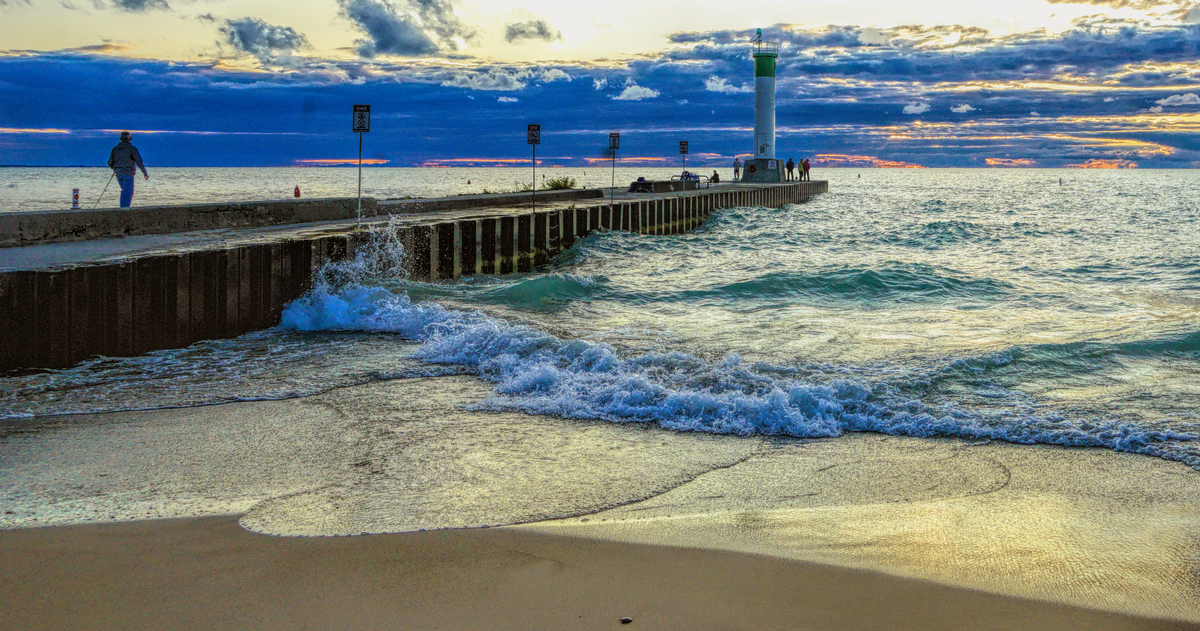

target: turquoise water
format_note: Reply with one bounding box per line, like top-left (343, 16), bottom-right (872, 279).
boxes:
top-left (3, 168), bottom-right (1199, 469)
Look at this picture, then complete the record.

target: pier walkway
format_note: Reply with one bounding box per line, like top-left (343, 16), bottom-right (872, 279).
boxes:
top-left (1, 180), bottom-right (827, 372)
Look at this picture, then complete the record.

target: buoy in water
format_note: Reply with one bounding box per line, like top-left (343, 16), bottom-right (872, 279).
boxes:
top-left (468, 180), bottom-right (471, 185)
top-left (294, 185), bottom-right (301, 198)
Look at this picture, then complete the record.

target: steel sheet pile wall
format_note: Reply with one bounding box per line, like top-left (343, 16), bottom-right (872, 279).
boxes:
top-left (1, 182), bottom-right (825, 372)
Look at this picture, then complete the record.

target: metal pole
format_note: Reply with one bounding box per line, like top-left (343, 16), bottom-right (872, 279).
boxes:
top-left (532, 143), bottom-right (536, 212)
top-left (356, 131), bottom-right (363, 227)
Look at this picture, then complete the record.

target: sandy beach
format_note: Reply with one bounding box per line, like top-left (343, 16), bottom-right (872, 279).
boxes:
top-left (3, 514), bottom-right (1198, 631)
top-left (3, 375), bottom-right (1200, 628)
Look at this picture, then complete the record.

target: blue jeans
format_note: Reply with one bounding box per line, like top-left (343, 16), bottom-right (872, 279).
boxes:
top-left (117, 174), bottom-right (134, 208)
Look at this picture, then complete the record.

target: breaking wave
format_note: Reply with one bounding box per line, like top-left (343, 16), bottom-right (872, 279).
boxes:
top-left (280, 282), bottom-right (1200, 470)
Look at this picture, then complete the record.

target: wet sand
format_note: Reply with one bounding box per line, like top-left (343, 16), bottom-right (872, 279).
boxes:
top-left (2, 514), bottom-right (1197, 631)
top-left (4, 376), bottom-right (1200, 626)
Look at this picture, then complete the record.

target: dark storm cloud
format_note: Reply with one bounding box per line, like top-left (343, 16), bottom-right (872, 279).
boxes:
top-left (504, 19), bottom-right (561, 43)
top-left (338, 0), bottom-right (475, 58)
top-left (221, 18), bottom-right (308, 65)
top-left (341, 0), bottom-right (438, 57)
top-left (411, 0), bottom-right (476, 42)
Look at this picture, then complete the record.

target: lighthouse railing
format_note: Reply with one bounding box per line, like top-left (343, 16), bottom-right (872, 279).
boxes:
top-left (753, 41), bottom-right (778, 56)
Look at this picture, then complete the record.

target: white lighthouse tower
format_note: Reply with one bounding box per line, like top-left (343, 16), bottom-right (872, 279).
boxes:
top-left (741, 29), bottom-right (782, 182)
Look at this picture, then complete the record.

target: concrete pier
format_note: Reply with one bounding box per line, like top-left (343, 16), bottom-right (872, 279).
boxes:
top-left (0, 181), bottom-right (827, 372)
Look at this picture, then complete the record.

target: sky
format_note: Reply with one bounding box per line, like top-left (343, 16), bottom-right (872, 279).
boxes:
top-left (3, 0), bottom-right (1200, 168)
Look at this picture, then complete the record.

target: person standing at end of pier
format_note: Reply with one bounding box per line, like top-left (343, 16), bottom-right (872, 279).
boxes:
top-left (785, 158), bottom-right (795, 181)
top-left (733, 157), bottom-right (742, 180)
top-left (802, 158), bottom-right (811, 181)
top-left (107, 131), bottom-right (149, 208)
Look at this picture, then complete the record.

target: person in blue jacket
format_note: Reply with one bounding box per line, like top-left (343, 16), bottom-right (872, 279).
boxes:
top-left (107, 131), bottom-right (149, 208)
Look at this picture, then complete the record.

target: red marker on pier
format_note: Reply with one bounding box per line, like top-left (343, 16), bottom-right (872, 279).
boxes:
top-left (294, 186), bottom-right (301, 198)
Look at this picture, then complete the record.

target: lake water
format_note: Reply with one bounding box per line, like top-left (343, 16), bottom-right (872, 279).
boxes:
top-left (2, 167), bottom-right (1198, 473)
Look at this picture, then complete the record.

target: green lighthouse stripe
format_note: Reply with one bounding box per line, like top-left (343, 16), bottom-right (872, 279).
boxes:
top-left (754, 55), bottom-right (775, 78)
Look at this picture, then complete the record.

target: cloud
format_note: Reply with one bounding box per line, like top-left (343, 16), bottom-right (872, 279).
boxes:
top-left (539, 68), bottom-right (571, 82)
top-left (7, 24), bottom-right (1200, 171)
top-left (196, 13), bottom-right (217, 22)
top-left (1042, 0), bottom-right (1182, 9)
top-left (951, 103), bottom-right (976, 113)
top-left (704, 76), bottom-right (753, 94)
top-left (1155, 92), bottom-right (1200, 105)
top-left (903, 102), bottom-right (931, 114)
top-left (662, 21), bottom-right (1200, 86)
top-left (1104, 96), bottom-right (1115, 102)
top-left (339, 0), bottom-right (475, 58)
top-left (612, 85), bottom-right (659, 100)
top-left (439, 67), bottom-right (568, 91)
top-left (497, 96), bottom-right (517, 102)
top-left (1064, 158), bottom-right (1138, 168)
top-left (678, 98), bottom-right (689, 104)
top-left (110, 0), bottom-right (169, 11)
top-left (69, 43), bottom-right (131, 54)
top-left (504, 19), bottom-right (561, 43)
top-left (221, 18), bottom-right (308, 66)
top-left (1031, 110), bottom-right (1041, 116)
top-left (442, 68), bottom-right (525, 90)
top-left (1149, 105), bottom-right (1164, 112)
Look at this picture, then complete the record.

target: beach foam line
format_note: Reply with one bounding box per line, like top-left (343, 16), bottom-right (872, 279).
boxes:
top-left (280, 283), bottom-right (1200, 469)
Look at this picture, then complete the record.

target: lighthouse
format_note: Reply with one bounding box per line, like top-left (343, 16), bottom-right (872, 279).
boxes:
top-left (742, 28), bottom-right (783, 182)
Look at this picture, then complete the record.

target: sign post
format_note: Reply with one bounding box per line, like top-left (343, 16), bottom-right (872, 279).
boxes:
top-left (609, 133), bottom-right (620, 207)
top-left (679, 140), bottom-right (689, 174)
top-left (352, 104), bottom-right (371, 227)
top-left (527, 124), bottom-right (540, 211)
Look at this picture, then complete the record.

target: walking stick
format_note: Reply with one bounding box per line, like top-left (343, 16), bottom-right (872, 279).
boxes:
top-left (94, 172), bottom-right (115, 209)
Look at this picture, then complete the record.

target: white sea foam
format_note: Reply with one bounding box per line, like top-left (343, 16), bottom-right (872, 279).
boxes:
top-left (280, 283), bottom-right (1200, 468)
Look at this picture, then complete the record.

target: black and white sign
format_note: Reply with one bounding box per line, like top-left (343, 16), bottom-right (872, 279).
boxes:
top-left (609, 133), bottom-right (620, 151)
top-left (679, 140), bottom-right (689, 154)
top-left (527, 124), bottom-right (541, 145)
top-left (352, 104), bottom-right (371, 133)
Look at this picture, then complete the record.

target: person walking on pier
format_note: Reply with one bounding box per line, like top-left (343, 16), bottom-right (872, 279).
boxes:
top-left (733, 157), bottom-right (742, 180)
top-left (785, 158), bottom-right (795, 181)
top-left (107, 131), bottom-right (149, 208)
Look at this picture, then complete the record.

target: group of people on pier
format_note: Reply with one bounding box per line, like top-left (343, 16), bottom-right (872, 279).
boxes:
top-left (785, 158), bottom-right (811, 181)
top-left (730, 157), bottom-right (812, 181)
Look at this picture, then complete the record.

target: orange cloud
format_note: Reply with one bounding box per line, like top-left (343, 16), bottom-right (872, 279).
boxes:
top-left (985, 158), bottom-right (1036, 166)
top-left (294, 158), bottom-right (391, 166)
top-left (1063, 159), bottom-right (1137, 169)
top-left (583, 156), bottom-right (672, 165)
top-left (812, 154), bottom-right (925, 168)
top-left (0, 128), bottom-right (70, 134)
top-left (418, 158), bottom-right (531, 167)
